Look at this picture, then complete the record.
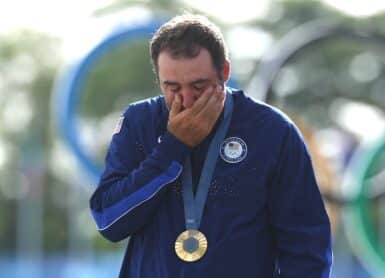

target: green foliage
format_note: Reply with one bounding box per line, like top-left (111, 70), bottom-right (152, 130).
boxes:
top-left (81, 40), bottom-right (158, 117)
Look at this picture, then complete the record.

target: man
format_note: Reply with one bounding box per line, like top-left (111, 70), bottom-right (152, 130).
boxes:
top-left (90, 14), bottom-right (332, 277)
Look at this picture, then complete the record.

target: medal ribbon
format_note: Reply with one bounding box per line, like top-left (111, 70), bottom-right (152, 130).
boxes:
top-left (182, 90), bottom-right (233, 230)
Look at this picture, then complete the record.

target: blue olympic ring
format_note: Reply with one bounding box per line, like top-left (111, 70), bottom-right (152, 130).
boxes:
top-left (53, 19), bottom-right (239, 183)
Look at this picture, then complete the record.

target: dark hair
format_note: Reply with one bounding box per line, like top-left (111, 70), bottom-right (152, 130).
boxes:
top-left (150, 14), bottom-right (229, 81)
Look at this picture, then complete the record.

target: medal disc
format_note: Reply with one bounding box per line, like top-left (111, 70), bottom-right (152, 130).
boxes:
top-left (175, 230), bottom-right (208, 262)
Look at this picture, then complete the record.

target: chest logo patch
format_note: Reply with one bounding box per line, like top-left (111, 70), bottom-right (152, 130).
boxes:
top-left (220, 137), bottom-right (247, 163)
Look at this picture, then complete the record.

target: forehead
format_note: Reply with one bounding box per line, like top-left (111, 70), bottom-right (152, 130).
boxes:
top-left (157, 48), bottom-right (216, 83)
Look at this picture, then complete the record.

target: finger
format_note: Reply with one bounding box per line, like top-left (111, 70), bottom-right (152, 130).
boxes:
top-left (215, 84), bottom-right (225, 99)
top-left (212, 84), bottom-right (224, 99)
top-left (198, 85), bottom-right (224, 116)
top-left (189, 85), bottom-right (215, 114)
top-left (196, 87), bottom-right (224, 125)
top-left (169, 94), bottom-right (181, 118)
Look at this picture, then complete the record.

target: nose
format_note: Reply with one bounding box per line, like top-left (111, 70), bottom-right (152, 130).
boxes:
top-left (180, 89), bottom-right (196, 109)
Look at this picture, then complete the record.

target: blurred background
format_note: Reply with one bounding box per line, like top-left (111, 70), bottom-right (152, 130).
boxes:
top-left (1, 0), bottom-right (385, 277)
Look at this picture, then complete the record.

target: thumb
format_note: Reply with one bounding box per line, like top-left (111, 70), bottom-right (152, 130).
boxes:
top-left (169, 94), bottom-right (181, 118)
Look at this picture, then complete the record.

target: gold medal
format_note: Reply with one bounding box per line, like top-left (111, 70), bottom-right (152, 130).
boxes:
top-left (175, 230), bottom-right (208, 262)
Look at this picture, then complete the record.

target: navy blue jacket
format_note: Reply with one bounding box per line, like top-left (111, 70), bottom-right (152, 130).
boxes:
top-left (90, 88), bottom-right (332, 277)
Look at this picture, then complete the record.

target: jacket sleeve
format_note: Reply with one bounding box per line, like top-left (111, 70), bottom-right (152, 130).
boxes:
top-left (89, 107), bottom-right (191, 242)
top-left (267, 122), bottom-right (333, 278)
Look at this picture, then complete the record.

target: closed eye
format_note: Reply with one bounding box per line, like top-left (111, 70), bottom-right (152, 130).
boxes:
top-left (191, 80), bottom-right (209, 92)
top-left (163, 82), bottom-right (180, 93)
top-left (193, 84), bottom-right (206, 91)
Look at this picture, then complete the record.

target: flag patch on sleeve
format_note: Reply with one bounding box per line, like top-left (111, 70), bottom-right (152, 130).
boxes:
top-left (113, 116), bottom-right (124, 135)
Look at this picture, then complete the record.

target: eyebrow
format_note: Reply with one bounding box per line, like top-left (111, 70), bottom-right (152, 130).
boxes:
top-left (162, 78), bottom-right (209, 86)
top-left (190, 78), bottom-right (209, 86)
top-left (163, 80), bottom-right (178, 86)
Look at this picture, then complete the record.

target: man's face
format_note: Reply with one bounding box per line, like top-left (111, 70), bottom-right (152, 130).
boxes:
top-left (157, 48), bottom-right (229, 110)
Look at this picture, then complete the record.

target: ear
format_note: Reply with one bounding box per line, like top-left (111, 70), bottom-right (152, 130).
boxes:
top-left (222, 60), bottom-right (231, 82)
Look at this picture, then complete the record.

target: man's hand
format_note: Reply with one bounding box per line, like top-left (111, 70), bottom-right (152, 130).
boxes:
top-left (167, 85), bottom-right (225, 147)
